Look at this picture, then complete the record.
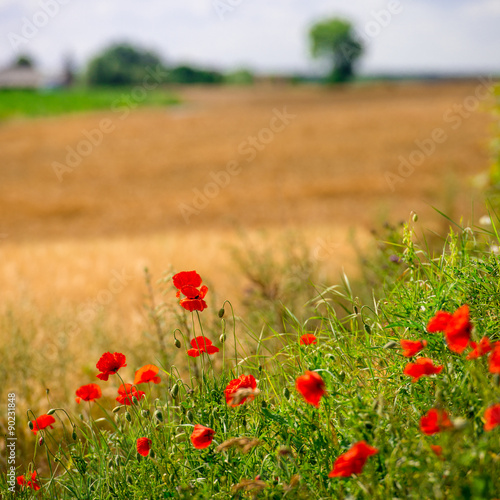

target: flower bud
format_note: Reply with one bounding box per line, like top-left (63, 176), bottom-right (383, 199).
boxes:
top-left (412, 212), bottom-right (418, 223)
top-left (47, 408), bottom-right (56, 415)
top-left (38, 436), bottom-right (44, 446)
top-left (170, 384), bottom-right (179, 398)
top-left (174, 338), bottom-right (181, 349)
top-left (112, 406), bottom-right (122, 413)
top-left (283, 387), bottom-right (290, 400)
top-left (72, 430), bottom-right (77, 441)
top-left (132, 396), bottom-right (139, 405)
top-left (154, 410), bottom-right (163, 423)
top-left (28, 421), bottom-right (33, 430)
top-left (125, 412), bottom-right (132, 422)
top-left (219, 334), bottom-right (226, 343)
top-left (149, 449), bottom-right (155, 459)
top-left (218, 307), bottom-right (225, 318)
top-left (141, 409), bottom-right (150, 418)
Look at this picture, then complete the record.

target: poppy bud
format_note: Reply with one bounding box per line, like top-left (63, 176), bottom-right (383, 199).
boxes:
top-left (47, 408), bottom-right (56, 415)
top-left (154, 410), bottom-right (163, 422)
top-left (39, 436), bottom-right (44, 446)
top-left (220, 334), bottom-right (226, 343)
top-left (364, 324), bottom-right (371, 334)
top-left (28, 421), bottom-right (34, 430)
top-left (79, 414), bottom-right (84, 420)
top-left (141, 409), bottom-right (150, 418)
top-left (283, 387), bottom-right (290, 400)
top-left (170, 384), bottom-right (179, 398)
top-left (412, 213), bottom-right (418, 222)
top-left (125, 412), bottom-right (132, 422)
top-left (132, 396), bottom-right (139, 405)
top-left (174, 338), bottom-right (181, 349)
top-left (112, 406), bottom-right (122, 413)
top-left (149, 449), bottom-right (155, 459)
top-left (186, 410), bottom-right (194, 422)
top-left (72, 430), bottom-right (77, 441)
top-left (383, 341), bottom-right (398, 349)
top-left (218, 307), bottom-right (225, 318)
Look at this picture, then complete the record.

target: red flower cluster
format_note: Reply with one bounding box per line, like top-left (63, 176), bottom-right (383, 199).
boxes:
top-left (400, 339), bottom-right (427, 357)
top-left (466, 337), bottom-right (492, 360)
top-left (75, 383), bottom-right (102, 404)
top-left (427, 305), bottom-right (472, 353)
top-left (116, 384), bottom-right (145, 406)
top-left (17, 471), bottom-right (40, 491)
top-left (328, 441), bottom-right (378, 478)
top-left (136, 437), bottom-right (152, 457)
top-left (300, 334), bottom-right (317, 345)
top-left (190, 424), bottom-right (215, 449)
top-left (173, 271), bottom-right (208, 312)
top-left (96, 352), bottom-right (127, 381)
top-left (30, 414), bottom-right (56, 435)
top-left (224, 374), bottom-right (258, 407)
top-left (187, 336), bottom-right (220, 358)
top-left (489, 342), bottom-right (500, 374)
top-left (484, 403), bottom-right (500, 431)
top-left (420, 409), bottom-right (453, 435)
top-left (295, 370), bottom-right (326, 407)
top-left (403, 358), bottom-right (443, 383)
top-left (134, 364), bottom-right (161, 385)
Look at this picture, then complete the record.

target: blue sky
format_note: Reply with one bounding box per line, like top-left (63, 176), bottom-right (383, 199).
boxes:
top-left (1, 0), bottom-right (499, 75)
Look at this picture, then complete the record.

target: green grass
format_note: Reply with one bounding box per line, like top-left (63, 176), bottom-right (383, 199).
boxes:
top-left (2, 214), bottom-right (500, 499)
top-left (0, 88), bottom-right (179, 120)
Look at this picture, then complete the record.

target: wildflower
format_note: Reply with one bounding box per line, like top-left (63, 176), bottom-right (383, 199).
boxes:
top-left (420, 409), bottom-right (453, 435)
top-left (484, 403), bottom-right (500, 431)
top-left (430, 445), bottom-right (443, 457)
top-left (300, 334), bottom-right (317, 345)
top-left (96, 352), bottom-right (127, 381)
top-left (427, 305), bottom-right (472, 353)
top-left (466, 337), bottom-right (492, 360)
top-left (172, 270), bottom-right (208, 312)
top-left (30, 414), bottom-right (56, 435)
top-left (400, 339), bottom-right (427, 357)
top-left (17, 471), bottom-right (40, 491)
top-left (403, 357), bottom-right (443, 383)
top-left (75, 383), bottom-right (102, 403)
top-left (225, 374), bottom-right (258, 406)
top-left (187, 336), bottom-right (219, 357)
top-left (328, 441), bottom-right (378, 478)
top-left (116, 384), bottom-right (145, 406)
top-left (134, 364), bottom-right (161, 385)
top-left (489, 342), bottom-right (500, 374)
top-left (295, 370), bottom-right (326, 407)
top-left (136, 437), bottom-right (152, 457)
top-left (190, 424), bottom-right (215, 449)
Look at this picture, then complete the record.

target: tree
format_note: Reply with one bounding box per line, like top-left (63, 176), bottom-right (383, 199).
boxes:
top-left (87, 43), bottom-right (165, 86)
top-left (15, 55), bottom-right (34, 68)
top-left (309, 18), bottom-right (363, 84)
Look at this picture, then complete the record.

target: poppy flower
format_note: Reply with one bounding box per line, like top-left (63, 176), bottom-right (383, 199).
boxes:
top-left (30, 414), bottom-right (56, 435)
top-left (328, 441), bottom-right (378, 478)
top-left (134, 364), bottom-right (161, 385)
top-left (489, 342), bottom-right (500, 374)
top-left (173, 271), bottom-right (208, 312)
top-left (295, 370), bottom-right (326, 407)
top-left (400, 339), bottom-right (427, 357)
top-left (75, 383), bottom-right (102, 403)
top-left (116, 384), bottom-right (145, 406)
top-left (484, 403), bottom-right (500, 431)
top-left (17, 471), bottom-right (40, 491)
top-left (427, 305), bottom-right (472, 353)
top-left (136, 437), bottom-right (152, 457)
top-left (419, 409), bottom-right (453, 435)
top-left (224, 374), bottom-right (258, 406)
top-left (190, 424), bottom-right (215, 449)
top-left (96, 352), bottom-right (127, 381)
top-left (403, 357), bottom-right (443, 383)
top-left (300, 334), bottom-right (317, 345)
top-left (430, 445), bottom-right (443, 457)
top-left (187, 336), bottom-right (220, 357)
top-left (466, 337), bottom-right (492, 360)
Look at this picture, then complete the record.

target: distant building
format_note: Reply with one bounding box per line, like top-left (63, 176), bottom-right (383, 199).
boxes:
top-left (0, 65), bottom-right (43, 89)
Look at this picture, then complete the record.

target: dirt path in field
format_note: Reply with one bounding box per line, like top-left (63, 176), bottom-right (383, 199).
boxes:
top-left (0, 81), bottom-right (493, 242)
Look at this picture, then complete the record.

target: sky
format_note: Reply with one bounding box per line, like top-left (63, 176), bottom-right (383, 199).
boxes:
top-left (0, 0), bottom-right (499, 76)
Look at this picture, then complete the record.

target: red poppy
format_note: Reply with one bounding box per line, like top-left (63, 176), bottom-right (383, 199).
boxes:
top-left (300, 334), bottom-right (317, 345)
top-left (466, 337), bottom-right (492, 360)
top-left (190, 424), bottom-right (215, 449)
top-left (136, 437), bottom-right (152, 456)
top-left (419, 409), bottom-right (453, 435)
top-left (30, 414), bottom-right (56, 435)
top-left (17, 471), bottom-right (40, 491)
top-left (328, 441), bottom-right (378, 478)
top-left (187, 336), bottom-right (220, 357)
top-left (484, 403), bottom-right (500, 431)
top-left (400, 339), bottom-right (427, 357)
top-left (96, 352), bottom-right (127, 381)
top-left (403, 357), bottom-right (443, 383)
top-left (116, 384), bottom-right (145, 406)
top-left (224, 374), bottom-right (258, 406)
top-left (75, 383), bottom-right (102, 403)
top-left (295, 370), bottom-right (326, 407)
top-left (489, 342), bottom-right (500, 374)
top-left (173, 271), bottom-right (208, 312)
top-left (134, 364), bottom-right (161, 385)
top-left (430, 445), bottom-right (443, 457)
top-left (427, 305), bottom-right (472, 353)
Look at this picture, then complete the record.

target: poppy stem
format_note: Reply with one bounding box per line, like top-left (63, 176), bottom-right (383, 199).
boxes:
top-left (222, 300), bottom-right (238, 375)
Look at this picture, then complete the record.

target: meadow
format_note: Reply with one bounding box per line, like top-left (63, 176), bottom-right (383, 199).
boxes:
top-left (0, 81), bottom-right (498, 498)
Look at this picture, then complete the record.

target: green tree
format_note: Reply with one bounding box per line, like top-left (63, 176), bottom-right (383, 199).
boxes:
top-left (86, 43), bottom-right (165, 86)
top-left (309, 18), bottom-right (363, 83)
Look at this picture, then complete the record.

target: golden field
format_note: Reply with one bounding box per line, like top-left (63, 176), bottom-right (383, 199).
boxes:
top-left (0, 81), bottom-right (495, 414)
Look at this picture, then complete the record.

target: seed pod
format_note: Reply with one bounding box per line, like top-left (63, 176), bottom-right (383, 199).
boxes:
top-left (47, 408), bottom-right (56, 415)
top-left (174, 338), bottom-right (181, 349)
top-left (218, 307), bottom-right (225, 318)
top-left (170, 384), bottom-right (179, 398)
top-left (154, 410), bottom-right (163, 422)
top-left (125, 412), bottom-right (132, 422)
